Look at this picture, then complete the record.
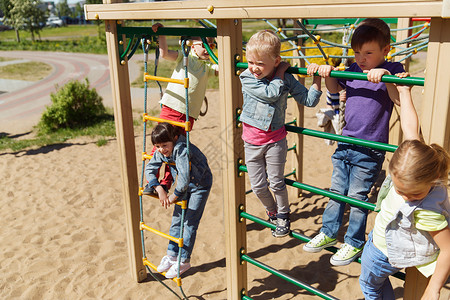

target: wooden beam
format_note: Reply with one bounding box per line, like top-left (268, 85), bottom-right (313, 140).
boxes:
top-left (388, 18), bottom-right (411, 155)
top-left (288, 19), bottom-right (305, 199)
top-left (104, 18), bottom-right (147, 282)
top-left (85, 0), bottom-right (444, 20)
top-left (404, 267), bottom-right (430, 300)
top-left (420, 17), bottom-right (450, 150)
top-left (216, 19), bottom-right (248, 300)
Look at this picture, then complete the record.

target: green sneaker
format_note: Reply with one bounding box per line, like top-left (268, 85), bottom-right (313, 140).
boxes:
top-left (330, 243), bottom-right (363, 266)
top-left (303, 232), bottom-right (337, 253)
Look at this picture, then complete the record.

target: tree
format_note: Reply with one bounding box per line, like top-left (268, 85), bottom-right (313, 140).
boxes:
top-left (0, 0), bottom-right (21, 42)
top-left (55, 0), bottom-right (70, 19)
top-left (3, 0), bottom-right (47, 42)
top-left (73, 3), bottom-right (84, 22)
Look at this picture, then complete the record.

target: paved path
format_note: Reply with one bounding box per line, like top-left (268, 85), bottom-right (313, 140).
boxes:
top-left (0, 51), bottom-right (151, 135)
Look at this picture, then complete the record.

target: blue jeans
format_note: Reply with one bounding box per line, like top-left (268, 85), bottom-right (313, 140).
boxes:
top-left (321, 143), bottom-right (385, 248)
top-left (359, 231), bottom-right (401, 299)
top-left (167, 175), bottom-right (212, 261)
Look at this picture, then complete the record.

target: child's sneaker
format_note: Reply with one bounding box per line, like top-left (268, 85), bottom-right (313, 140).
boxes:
top-left (303, 232), bottom-right (337, 253)
top-left (330, 243), bottom-right (363, 266)
top-left (266, 211), bottom-right (277, 237)
top-left (267, 217), bottom-right (277, 237)
top-left (165, 261), bottom-right (191, 279)
top-left (274, 217), bottom-right (290, 237)
top-left (156, 255), bottom-right (176, 273)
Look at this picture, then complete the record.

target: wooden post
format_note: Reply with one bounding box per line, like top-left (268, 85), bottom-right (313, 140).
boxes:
top-left (405, 17), bottom-right (450, 298)
top-left (216, 19), bottom-right (247, 300)
top-left (420, 17), bottom-right (450, 150)
top-left (104, 0), bottom-right (146, 282)
top-left (404, 267), bottom-right (430, 300)
top-left (288, 19), bottom-right (305, 198)
top-left (388, 18), bottom-right (411, 152)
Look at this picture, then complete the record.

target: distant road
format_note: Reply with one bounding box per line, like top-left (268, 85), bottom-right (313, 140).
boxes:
top-left (0, 51), bottom-right (111, 124)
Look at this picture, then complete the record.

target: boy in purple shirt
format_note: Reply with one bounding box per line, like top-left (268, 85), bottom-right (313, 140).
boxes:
top-left (303, 18), bottom-right (406, 266)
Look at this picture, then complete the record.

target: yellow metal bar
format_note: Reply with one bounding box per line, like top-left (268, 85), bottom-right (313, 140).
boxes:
top-left (142, 152), bottom-right (153, 161)
top-left (143, 258), bottom-right (182, 286)
top-left (143, 113), bottom-right (191, 132)
top-left (140, 222), bottom-right (183, 247)
top-left (176, 199), bottom-right (188, 209)
top-left (143, 73), bottom-right (189, 89)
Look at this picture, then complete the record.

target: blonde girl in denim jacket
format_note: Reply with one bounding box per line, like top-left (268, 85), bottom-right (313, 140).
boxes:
top-left (359, 82), bottom-right (450, 300)
top-left (239, 30), bottom-right (322, 237)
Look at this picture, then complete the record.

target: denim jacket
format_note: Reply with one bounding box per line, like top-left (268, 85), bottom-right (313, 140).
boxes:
top-left (145, 135), bottom-right (212, 198)
top-left (377, 176), bottom-right (450, 268)
top-left (239, 68), bottom-right (322, 131)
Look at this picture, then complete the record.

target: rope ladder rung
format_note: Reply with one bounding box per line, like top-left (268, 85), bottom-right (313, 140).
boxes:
top-left (144, 73), bottom-right (189, 88)
top-left (143, 114), bottom-right (191, 132)
top-left (143, 258), bottom-right (182, 286)
top-left (140, 222), bottom-right (184, 247)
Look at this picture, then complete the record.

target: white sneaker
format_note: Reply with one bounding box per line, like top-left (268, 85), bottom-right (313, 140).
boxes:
top-left (156, 255), bottom-right (176, 273)
top-left (330, 243), bottom-right (363, 266)
top-left (165, 261), bottom-right (191, 279)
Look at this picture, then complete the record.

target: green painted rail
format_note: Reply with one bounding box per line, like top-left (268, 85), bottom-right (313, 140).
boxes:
top-left (238, 211), bottom-right (406, 281)
top-left (236, 62), bottom-right (424, 86)
top-left (241, 254), bottom-right (339, 300)
top-left (285, 125), bottom-right (398, 153)
top-left (239, 165), bottom-right (377, 211)
top-left (117, 25), bottom-right (217, 38)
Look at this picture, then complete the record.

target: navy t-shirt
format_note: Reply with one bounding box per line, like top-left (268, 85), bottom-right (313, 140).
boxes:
top-left (338, 61), bottom-right (405, 143)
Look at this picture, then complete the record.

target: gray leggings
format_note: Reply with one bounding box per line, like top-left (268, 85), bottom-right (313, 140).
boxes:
top-left (244, 138), bottom-right (290, 215)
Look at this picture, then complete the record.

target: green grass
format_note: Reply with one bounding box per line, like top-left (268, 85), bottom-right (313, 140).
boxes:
top-left (0, 24), bottom-right (101, 41)
top-left (0, 61), bottom-right (52, 81)
top-left (0, 115), bottom-right (117, 152)
top-left (0, 57), bottom-right (15, 62)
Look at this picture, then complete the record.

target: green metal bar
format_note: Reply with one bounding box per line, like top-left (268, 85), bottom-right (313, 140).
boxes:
top-left (287, 143), bottom-right (297, 152)
top-left (201, 37), bottom-right (218, 64)
top-left (285, 125), bottom-right (398, 153)
top-left (286, 178), bottom-right (376, 211)
top-left (285, 119), bottom-right (297, 126)
top-left (242, 295), bottom-right (253, 300)
top-left (284, 169), bottom-right (296, 177)
top-left (236, 62), bottom-right (424, 86)
top-left (117, 26), bottom-right (217, 38)
top-left (238, 165), bottom-right (376, 211)
top-left (239, 210), bottom-right (406, 280)
top-left (120, 37), bottom-right (134, 59)
top-left (303, 18), bottom-right (398, 25)
top-left (245, 170), bottom-right (296, 194)
top-left (241, 254), bottom-right (339, 300)
top-left (127, 37), bottom-right (141, 60)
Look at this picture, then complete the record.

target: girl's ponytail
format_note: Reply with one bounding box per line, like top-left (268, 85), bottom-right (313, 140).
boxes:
top-left (430, 143), bottom-right (450, 184)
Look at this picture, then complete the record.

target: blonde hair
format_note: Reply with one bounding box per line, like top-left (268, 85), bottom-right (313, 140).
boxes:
top-left (245, 30), bottom-right (281, 60)
top-left (389, 140), bottom-right (450, 186)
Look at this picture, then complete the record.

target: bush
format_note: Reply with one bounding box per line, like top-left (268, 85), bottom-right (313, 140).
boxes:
top-left (38, 78), bottom-right (107, 133)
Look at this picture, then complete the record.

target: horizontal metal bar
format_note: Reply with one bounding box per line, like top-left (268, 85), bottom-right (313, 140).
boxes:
top-left (242, 254), bottom-right (339, 300)
top-left (118, 25), bottom-right (217, 38)
top-left (285, 125), bottom-right (398, 153)
top-left (239, 211), bottom-right (406, 281)
top-left (236, 62), bottom-right (424, 86)
top-left (238, 165), bottom-right (376, 211)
